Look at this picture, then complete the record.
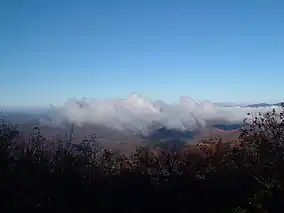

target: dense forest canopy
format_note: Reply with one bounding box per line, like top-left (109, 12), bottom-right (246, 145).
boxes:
top-left (0, 105), bottom-right (284, 212)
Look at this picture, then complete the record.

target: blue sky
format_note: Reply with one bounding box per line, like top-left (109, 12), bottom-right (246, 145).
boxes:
top-left (1, 0), bottom-right (284, 107)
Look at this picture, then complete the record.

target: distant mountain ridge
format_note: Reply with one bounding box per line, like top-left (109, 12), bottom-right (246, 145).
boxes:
top-left (212, 124), bottom-right (243, 131)
top-left (1, 93), bottom-right (282, 151)
top-left (244, 103), bottom-right (282, 108)
top-left (215, 102), bottom-right (282, 108)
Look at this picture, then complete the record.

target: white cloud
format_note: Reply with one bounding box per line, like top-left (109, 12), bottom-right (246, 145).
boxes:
top-left (50, 93), bottom-right (282, 132)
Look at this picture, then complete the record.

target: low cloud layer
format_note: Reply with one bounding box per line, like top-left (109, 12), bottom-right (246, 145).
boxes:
top-left (47, 93), bottom-right (282, 132)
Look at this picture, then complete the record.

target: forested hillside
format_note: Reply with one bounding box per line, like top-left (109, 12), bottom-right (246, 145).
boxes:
top-left (0, 106), bottom-right (284, 212)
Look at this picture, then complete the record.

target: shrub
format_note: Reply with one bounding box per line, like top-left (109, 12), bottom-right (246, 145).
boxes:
top-left (0, 105), bottom-right (284, 212)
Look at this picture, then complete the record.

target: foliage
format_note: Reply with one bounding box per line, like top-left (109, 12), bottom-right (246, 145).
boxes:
top-left (0, 105), bottom-right (284, 212)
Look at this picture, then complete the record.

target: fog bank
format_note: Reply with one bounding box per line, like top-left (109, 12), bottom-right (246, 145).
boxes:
top-left (49, 93), bottom-right (282, 132)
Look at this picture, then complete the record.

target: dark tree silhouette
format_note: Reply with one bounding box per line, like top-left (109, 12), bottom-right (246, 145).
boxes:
top-left (0, 104), bottom-right (284, 212)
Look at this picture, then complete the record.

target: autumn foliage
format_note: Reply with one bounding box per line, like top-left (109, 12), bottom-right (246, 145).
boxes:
top-left (1, 105), bottom-right (284, 212)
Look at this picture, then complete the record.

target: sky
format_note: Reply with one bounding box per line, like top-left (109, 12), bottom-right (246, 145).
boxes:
top-left (1, 0), bottom-right (284, 108)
